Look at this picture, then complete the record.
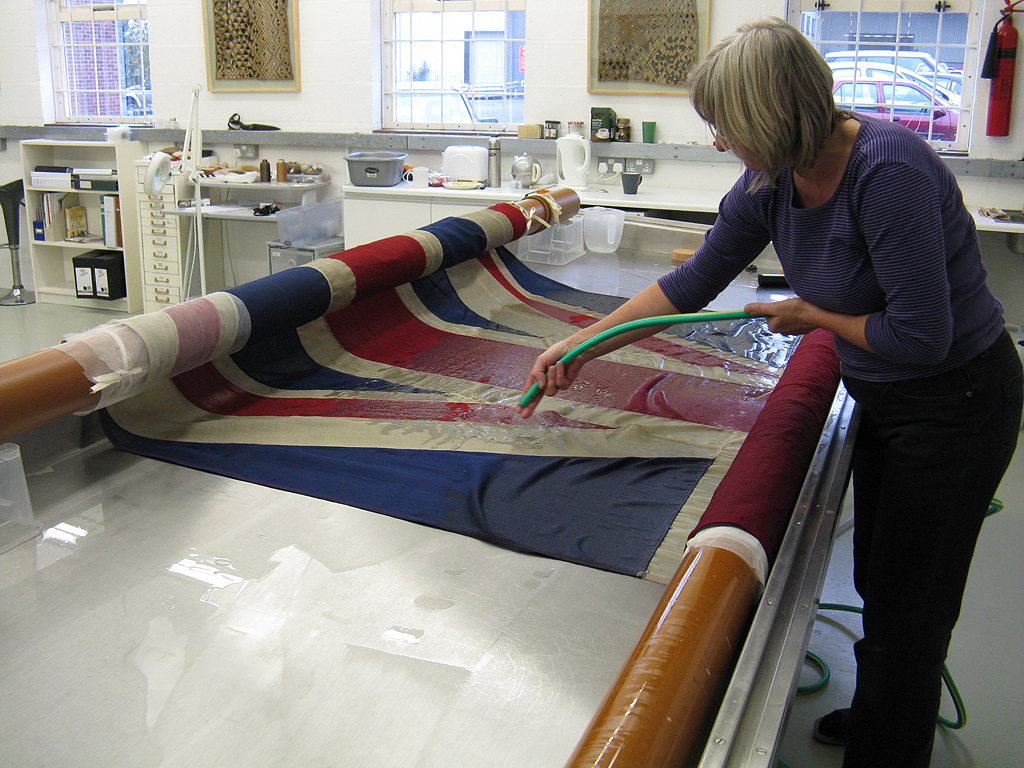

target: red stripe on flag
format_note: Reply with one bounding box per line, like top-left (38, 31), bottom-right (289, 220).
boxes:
top-left (329, 235), bottom-right (428, 304)
top-left (172, 362), bottom-right (609, 429)
top-left (324, 287), bottom-right (771, 432)
top-left (478, 252), bottom-right (768, 376)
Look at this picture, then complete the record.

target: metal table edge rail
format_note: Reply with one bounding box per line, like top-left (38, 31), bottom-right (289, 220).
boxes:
top-left (696, 385), bottom-right (860, 768)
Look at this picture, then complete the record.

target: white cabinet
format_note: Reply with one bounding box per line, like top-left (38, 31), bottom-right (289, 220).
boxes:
top-left (342, 187), bottom-right (512, 247)
top-left (134, 159), bottom-right (190, 312)
top-left (343, 194), bottom-right (432, 247)
top-left (21, 139), bottom-right (144, 312)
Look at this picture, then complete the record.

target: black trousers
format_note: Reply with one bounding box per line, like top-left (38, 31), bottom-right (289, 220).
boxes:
top-left (840, 329), bottom-right (1023, 768)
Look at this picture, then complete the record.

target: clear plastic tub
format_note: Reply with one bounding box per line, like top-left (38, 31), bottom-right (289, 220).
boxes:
top-left (512, 214), bottom-right (585, 265)
top-left (0, 443), bottom-right (37, 553)
top-left (276, 197), bottom-right (343, 247)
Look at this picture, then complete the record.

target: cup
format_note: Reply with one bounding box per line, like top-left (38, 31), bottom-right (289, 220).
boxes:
top-left (642, 121), bottom-right (656, 143)
top-left (404, 166), bottom-right (430, 187)
top-left (622, 172), bottom-right (643, 194)
top-left (583, 207), bottom-right (626, 253)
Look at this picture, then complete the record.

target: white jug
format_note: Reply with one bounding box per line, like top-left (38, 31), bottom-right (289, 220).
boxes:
top-left (556, 134), bottom-right (591, 190)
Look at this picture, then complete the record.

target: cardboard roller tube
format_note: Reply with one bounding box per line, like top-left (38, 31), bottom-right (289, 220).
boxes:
top-left (566, 543), bottom-right (761, 768)
top-left (0, 348), bottom-right (100, 443)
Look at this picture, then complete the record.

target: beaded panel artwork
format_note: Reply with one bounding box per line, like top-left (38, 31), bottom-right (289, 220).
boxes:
top-left (211, 0), bottom-right (294, 80)
top-left (596, 0), bottom-right (700, 87)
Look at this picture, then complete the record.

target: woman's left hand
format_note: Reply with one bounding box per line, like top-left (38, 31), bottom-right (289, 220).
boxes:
top-left (745, 298), bottom-right (821, 336)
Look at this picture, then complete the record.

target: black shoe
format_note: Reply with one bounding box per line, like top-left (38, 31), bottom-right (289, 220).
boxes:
top-left (812, 708), bottom-right (850, 746)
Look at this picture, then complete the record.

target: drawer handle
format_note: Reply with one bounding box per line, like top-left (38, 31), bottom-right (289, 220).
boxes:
top-left (151, 238), bottom-right (167, 246)
top-left (151, 251), bottom-right (168, 258)
top-left (154, 276), bottom-right (169, 283)
top-left (151, 228), bottom-right (166, 235)
top-left (153, 263), bottom-right (169, 271)
top-left (155, 287), bottom-right (170, 294)
top-left (154, 296), bottom-right (171, 304)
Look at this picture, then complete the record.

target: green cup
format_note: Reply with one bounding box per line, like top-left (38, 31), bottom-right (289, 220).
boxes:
top-left (642, 121), bottom-right (656, 143)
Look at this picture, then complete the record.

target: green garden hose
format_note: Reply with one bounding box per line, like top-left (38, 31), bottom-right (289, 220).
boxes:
top-left (518, 310), bottom-right (764, 409)
top-left (811, 602), bottom-right (968, 729)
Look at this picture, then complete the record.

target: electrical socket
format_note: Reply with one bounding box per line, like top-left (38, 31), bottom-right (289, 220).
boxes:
top-left (234, 144), bottom-right (259, 159)
top-left (602, 157), bottom-right (624, 174)
top-left (624, 158), bottom-right (656, 174)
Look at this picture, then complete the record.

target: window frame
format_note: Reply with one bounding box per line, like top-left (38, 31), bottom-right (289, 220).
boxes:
top-left (45, 0), bottom-right (152, 125)
top-left (380, 0), bottom-right (526, 133)
top-left (791, 0), bottom-right (980, 153)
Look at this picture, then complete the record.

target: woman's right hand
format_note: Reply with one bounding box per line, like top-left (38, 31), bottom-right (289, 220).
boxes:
top-left (516, 337), bottom-right (591, 418)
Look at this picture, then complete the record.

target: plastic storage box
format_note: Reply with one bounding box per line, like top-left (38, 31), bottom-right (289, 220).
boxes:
top-left (345, 151), bottom-right (408, 187)
top-left (512, 214), bottom-right (585, 265)
top-left (267, 236), bottom-right (345, 274)
top-left (0, 443), bottom-right (37, 554)
top-left (275, 198), bottom-right (343, 247)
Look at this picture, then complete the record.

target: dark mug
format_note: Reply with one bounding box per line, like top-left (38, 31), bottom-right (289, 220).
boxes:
top-left (622, 172), bottom-right (643, 194)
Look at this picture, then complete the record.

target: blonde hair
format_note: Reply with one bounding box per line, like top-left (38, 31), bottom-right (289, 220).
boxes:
top-left (689, 17), bottom-right (841, 191)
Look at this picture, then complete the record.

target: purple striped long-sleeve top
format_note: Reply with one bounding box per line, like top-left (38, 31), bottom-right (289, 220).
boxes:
top-left (657, 115), bottom-right (1004, 381)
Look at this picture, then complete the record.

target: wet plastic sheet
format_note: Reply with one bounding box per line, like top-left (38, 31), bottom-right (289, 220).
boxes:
top-left (103, 222), bottom-right (792, 580)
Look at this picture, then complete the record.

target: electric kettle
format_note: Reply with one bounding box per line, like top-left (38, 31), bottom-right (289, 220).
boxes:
top-left (511, 154), bottom-right (543, 188)
top-left (556, 134), bottom-right (590, 191)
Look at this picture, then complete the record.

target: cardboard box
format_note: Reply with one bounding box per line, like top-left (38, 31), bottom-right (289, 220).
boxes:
top-left (591, 107), bottom-right (617, 142)
top-left (30, 172), bottom-right (73, 190)
top-left (72, 174), bottom-right (119, 192)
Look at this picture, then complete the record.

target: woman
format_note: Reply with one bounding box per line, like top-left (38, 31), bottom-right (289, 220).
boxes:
top-left (517, 17), bottom-right (1023, 768)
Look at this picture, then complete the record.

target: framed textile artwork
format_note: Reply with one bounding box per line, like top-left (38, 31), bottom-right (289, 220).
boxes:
top-left (588, 0), bottom-right (710, 95)
top-left (203, 0), bottom-right (300, 92)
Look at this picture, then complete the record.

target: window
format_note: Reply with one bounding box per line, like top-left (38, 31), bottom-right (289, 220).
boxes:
top-left (794, 0), bottom-right (980, 151)
top-left (46, 0), bottom-right (152, 123)
top-left (381, 0), bottom-right (526, 131)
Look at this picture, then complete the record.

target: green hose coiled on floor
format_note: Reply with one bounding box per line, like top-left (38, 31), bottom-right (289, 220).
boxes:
top-left (812, 602), bottom-right (967, 729)
top-left (518, 310), bottom-right (764, 409)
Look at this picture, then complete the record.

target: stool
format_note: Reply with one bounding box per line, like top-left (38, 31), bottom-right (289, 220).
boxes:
top-left (0, 178), bottom-right (34, 306)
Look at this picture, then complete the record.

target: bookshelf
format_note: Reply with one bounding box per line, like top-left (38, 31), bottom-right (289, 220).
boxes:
top-left (21, 139), bottom-right (144, 312)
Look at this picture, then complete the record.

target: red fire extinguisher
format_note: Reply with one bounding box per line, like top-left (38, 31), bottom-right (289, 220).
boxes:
top-left (983, 9), bottom-right (1019, 136)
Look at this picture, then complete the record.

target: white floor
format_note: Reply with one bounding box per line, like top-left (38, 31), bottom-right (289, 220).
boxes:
top-left (2, 301), bottom-right (1022, 767)
top-left (777, 420), bottom-right (1024, 767)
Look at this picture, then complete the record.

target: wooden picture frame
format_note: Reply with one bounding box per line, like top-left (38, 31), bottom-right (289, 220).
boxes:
top-left (587, 0), bottom-right (710, 95)
top-left (203, 0), bottom-right (300, 92)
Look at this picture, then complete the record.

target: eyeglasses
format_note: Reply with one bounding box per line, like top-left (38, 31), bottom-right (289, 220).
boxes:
top-left (714, 130), bottom-right (729, 152)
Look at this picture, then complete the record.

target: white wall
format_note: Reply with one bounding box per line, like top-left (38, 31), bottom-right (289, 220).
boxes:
top-left (1, 0), bottom-right (1021, 310)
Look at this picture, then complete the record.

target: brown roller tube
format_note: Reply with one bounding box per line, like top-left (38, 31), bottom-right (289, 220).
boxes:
top-left (515, 187), bottom-right (580, 233)
top-left (566, 543), bottom-right (761, 768)
top-left (0, 348), bottom-right (100, 442)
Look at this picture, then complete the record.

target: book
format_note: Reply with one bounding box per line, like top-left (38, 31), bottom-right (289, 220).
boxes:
top-left (101, 195), bottom-right (122, 248)
top-left (71, 167), bottom-right (116, 176)
top-left (65, 205), bottom-right (87, 238)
